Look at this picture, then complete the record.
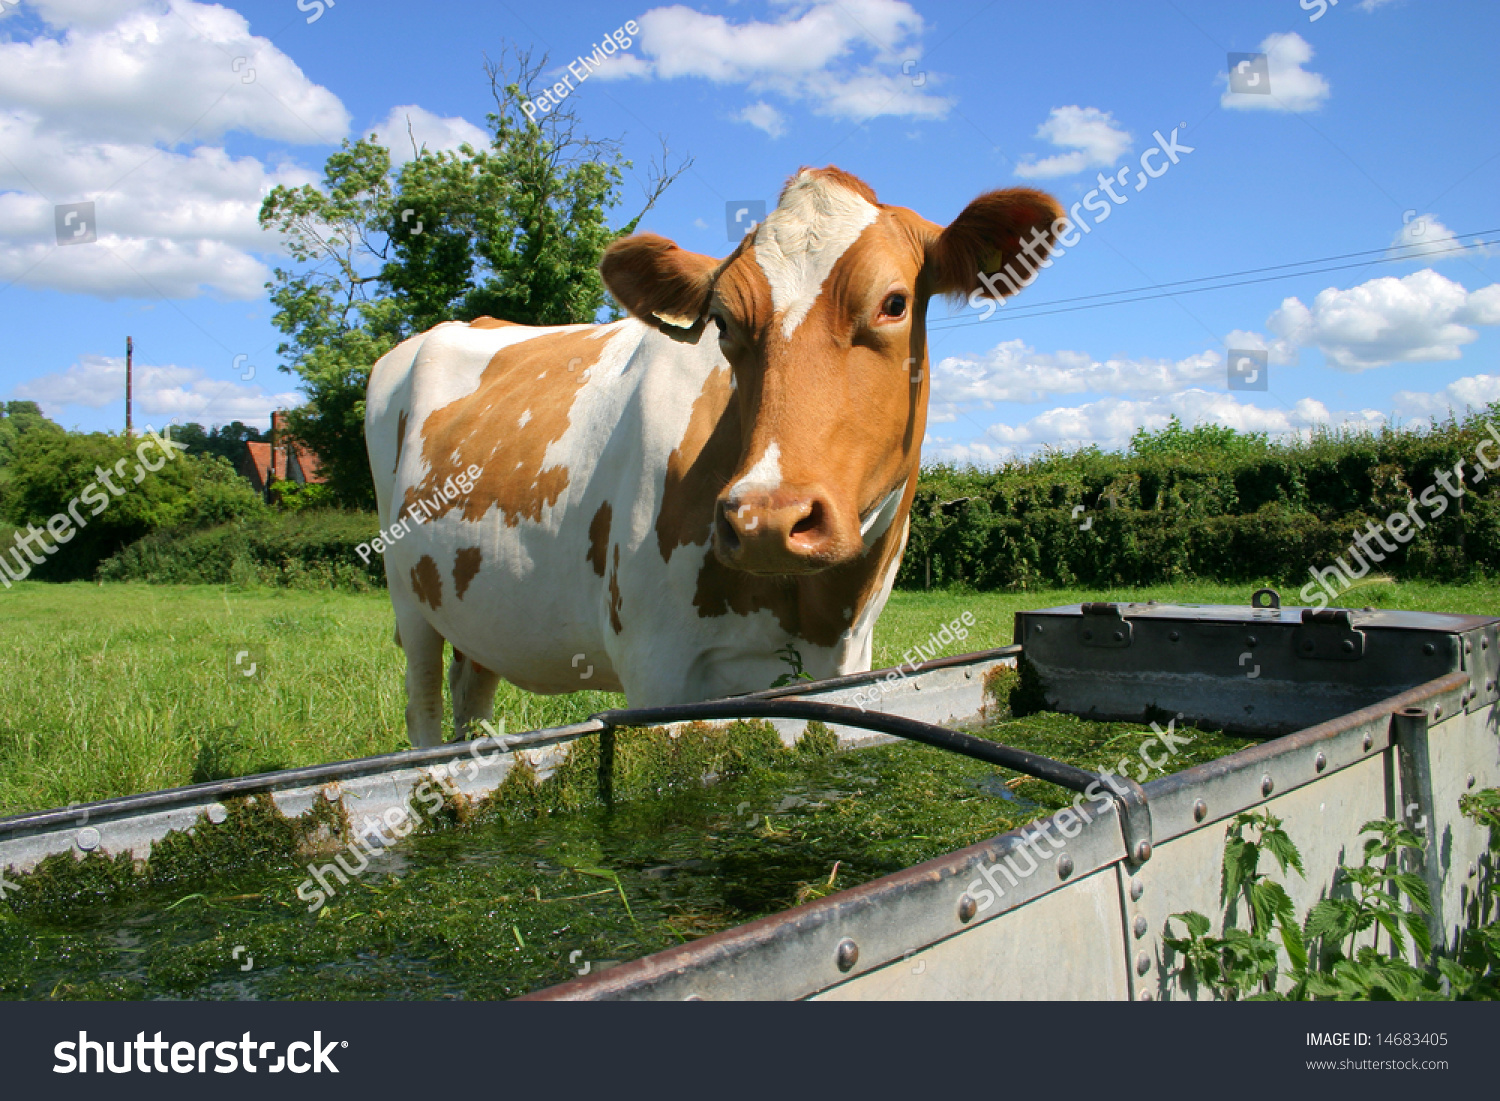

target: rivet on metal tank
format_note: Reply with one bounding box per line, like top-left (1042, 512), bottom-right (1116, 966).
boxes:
top-left (1261, 775), bottom-right (1274, 797)
top-left (1363, 732), bottom-right (1373, 751)
top-left (1133, 840), bottom-right (1152, 863)
top-left (1130, 877), bottom-right (1144, 902)
top-left (75, 826), bottom-right (101, 852)
top-left (835, 938), bottom-right (859, 972)
top-left (1057, 854), bottom-right (1074, 880)
top-left (1192, 799), bottom-right (1207, 822)
top-left (1133, 915), bottom-right (1148, 939)
top-left (1135, 952), bottom-right (1151, 976)
top-left (957, 895), bottom-right (978, 923)
top-left (1314, 752), bottom-right (1327, 773)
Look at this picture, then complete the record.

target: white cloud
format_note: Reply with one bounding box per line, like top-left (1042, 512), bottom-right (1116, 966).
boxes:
top-left (12, 353), bottom-right (302, 426)
top-left (20, 0), bottom-right (145, 28)
top-left (1387, 213), bottom-right (1491, 263)
top-left (929, 339), bottom-right (1222, 415)
top-left (1391, 374), bottom-right (1500, 420)
top-left (1266, 269), bottom-right (1500, 370)
top-left (735, 101), bottom-right (787, 138)
top-left (0, 1), bottom-right (349, 145)
top-left (0, 1), bottom-right (481, 301)
top-left (370, 104), bottom-right (488, 165)
top-left (1224, 328), bottom-right (1301, 367)
top-left (0, 0), bottom-right (354, 300)
top-left (0, 108), bottom-right (314, 299)
top-left (1014, 106), bottom-right (1131, 180)
top-left (1220, 32), bottom-right (1330, 113)
top-left (593, 0), bottom-right (952, 124)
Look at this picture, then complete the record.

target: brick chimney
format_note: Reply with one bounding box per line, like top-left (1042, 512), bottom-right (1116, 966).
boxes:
top-left (270, 411), bottom-right (283, 481)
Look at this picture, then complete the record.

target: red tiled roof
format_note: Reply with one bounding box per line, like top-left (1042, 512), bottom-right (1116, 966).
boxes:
top-left (291, 444), bottom-right (325, 484)
top-left (241, 438), bottom-right (327, 491)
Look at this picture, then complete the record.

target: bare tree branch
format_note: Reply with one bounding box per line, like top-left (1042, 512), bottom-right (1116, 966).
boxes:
top-left (622, 134), bottom-right (695, 234)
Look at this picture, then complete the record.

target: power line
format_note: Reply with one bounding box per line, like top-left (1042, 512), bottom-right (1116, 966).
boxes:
top-left (929, 228), bottom-right (1497, 332)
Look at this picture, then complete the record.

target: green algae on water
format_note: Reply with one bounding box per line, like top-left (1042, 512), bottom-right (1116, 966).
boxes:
top-left (0, 712), bottom-right (1254, 1000)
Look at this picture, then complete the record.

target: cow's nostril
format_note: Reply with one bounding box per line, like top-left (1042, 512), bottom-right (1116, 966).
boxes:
top-left (717, 508), bottom-right (741, 551)
top-left (790, 500), bottom-right (825, 540)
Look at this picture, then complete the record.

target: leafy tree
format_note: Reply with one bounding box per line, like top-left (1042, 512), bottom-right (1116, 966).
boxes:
top-left (0, 431), bottom-right (266, 580)
top-left (0, 401), bottom-right (65, 480)
top-left (174, 421), bottom-right (267, 466)
top-left (258, 47), bottom-right (690, 508)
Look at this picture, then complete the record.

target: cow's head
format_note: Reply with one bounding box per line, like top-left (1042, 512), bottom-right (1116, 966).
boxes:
top-left (603, 166), bottom-right (1062, 576)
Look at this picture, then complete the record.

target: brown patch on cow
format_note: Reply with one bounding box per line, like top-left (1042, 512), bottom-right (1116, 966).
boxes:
top-left (394, 408), bottom-right (408, 474)
top-left (656, 368), bottom-right (740, 563)
top-left (411, 554), bottom-right (443, 608)
top-left (608, 545), bottom-right (624, 634)
top-left (587, 501), bottom-right (612, 577)
top-left (402, 327), bottom-right (610, 526)
top-left (453, 546), bottom-right (482, 600)
top-left (469, 316), bottom-right (517, 329)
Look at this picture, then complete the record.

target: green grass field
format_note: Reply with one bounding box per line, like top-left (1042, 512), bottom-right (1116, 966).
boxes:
top-left (2, 577), bottom-right (1498, 818)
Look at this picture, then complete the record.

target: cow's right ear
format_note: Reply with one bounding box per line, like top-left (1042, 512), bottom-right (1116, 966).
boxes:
top-left (601, 234), bottom-right (722, 332)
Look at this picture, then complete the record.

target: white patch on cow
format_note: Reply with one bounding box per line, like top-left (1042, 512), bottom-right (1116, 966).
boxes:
top-left (841, 517), bottom-right (909, 674)
top-left (729, 441), bottom-right (781, 498)
top-left (754, 172), bottom-right (878, 340)
top-left (518, 409), bottom-right (532, 428)
top-left (859, 485), bottom-right (903, 549)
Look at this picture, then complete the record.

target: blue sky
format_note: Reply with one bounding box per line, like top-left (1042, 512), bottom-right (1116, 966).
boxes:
top-left (1, 0), bottom-right (1496, 463)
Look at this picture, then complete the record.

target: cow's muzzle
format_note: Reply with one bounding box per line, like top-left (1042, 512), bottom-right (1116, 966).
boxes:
top-left (714, 486), bottom-right (844, 575)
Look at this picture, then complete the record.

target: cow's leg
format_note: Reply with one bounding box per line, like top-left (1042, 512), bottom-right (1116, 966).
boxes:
top-left (395, 608), bottom-right (447, 748)
top-left (449, 650), bottom-right (502, 741)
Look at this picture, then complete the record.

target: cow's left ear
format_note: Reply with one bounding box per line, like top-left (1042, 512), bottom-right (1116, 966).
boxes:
top-left (924, 188), bottom-right (1065, 302)
top-left (601, 234), bottom-right (723, 331)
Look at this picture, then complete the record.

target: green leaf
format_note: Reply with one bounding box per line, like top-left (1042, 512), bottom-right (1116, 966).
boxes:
top-left (1170, 910), bottom-right (1212, 937)
top-left (1263, 827), bottom-right (1305, 877)
top-left (1221, 836), bottom-right (1252, 907)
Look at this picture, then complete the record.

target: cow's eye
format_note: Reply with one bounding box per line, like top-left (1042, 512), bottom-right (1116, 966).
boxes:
top-left (880, 293), bottom-right (908, 320)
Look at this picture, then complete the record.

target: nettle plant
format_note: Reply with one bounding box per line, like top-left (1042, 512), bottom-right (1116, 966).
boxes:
top-left (770, 643), bottom-right (816, 689)
top-left (1163, 797), bottom-right (1500, 1000)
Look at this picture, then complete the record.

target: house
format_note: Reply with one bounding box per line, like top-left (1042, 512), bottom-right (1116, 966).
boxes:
top-left (239, 411), bottom-right (327, 501)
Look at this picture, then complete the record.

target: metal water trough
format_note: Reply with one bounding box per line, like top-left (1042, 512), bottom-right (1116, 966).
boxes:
top-left (2, 595), bottom-right (1496, 1000)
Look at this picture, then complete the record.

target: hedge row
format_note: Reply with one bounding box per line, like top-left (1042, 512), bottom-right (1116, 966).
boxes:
top-left (900, 412), bottom-right (1500, 589)
top-left (97, 511), bottom-right (385, 591)
top-left (94, 410), bottom-right (1500, 593)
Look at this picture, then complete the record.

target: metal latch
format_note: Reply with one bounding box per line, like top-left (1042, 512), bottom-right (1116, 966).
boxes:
top-left (1295, 608), bottom-right (1365, 661)
top-left (1079, 603), bottom-right (1132, 648)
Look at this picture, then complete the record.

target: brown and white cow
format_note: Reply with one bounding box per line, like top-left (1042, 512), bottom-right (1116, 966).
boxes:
top-left (366, 167), bottom-right (1061, 747)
